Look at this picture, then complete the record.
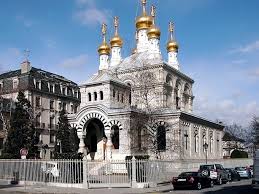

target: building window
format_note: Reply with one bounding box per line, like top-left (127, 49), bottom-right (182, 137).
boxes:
top-left (88, 93), bottom-right (91, 101)
top-left (0, 83), bottom-right (2, 91)
top-left (210, 136), bottom-right (213, 153)
top-left (50, 85), bottom-right (54, 93)
top-left (36, 97), bottom-right (41, 107)
top-left (62, 102), bottom-right (66, 111)
top-left (157, 125), bottom-right (166, 151)
top-left (184, 131), bottom-right (188, 150)
top-left (74, 91), bottom-right (78, 98)
top-left (58, 102), bottom-right (62, 110)
top-left (111, 125), bottom-right (119, 149)
top-left (113, 89), bottom-right (116, 98)
top-left (13, 80), bottom-right (18, 89)
top-left (36, 115), bottom-right (41, 127)
top-left (49, 117), bottom-right (54, 129)
top-left (50, 131), bottom-right (55, 144)
top-left (121, 94), bottom-right (124, 103)
top-left (117, 92), bottom-right (120, 102)
top-left (100, 91), bottom-right (103, 100)
top-left (35, 81), bottom-right (40, 89)
top-left (71, 104), bottom-right (73, 113)
top-left (62, 87), bottom-right (66, 95)
top-left (194, 130), bottom-right (199, 153)
top-left (50, 100), bottom-right (54, 110)
top-left (94, 92), bottom-right (97, 101)
top-left (74, 105), bottom-right (78, 113)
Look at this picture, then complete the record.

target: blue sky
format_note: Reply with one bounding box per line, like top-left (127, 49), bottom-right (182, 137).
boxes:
top-left (0, 0), bottom-right (258, 127)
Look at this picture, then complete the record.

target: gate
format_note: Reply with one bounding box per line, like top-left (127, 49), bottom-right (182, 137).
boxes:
top-left (86, 160), bottom-right (131, 188)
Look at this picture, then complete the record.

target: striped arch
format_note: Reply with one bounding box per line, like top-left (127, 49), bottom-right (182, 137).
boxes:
top-left (147, 121), bottom-right (169, 135)
top-left (77, 112), bottom-right (109, 131)
top-left (108, 120), bottom-right (123, 130)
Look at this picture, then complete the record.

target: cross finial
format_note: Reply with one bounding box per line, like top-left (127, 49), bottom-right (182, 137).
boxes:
top-left (141, 0), bottom-right (147, 15)
top-left (151, 5), bottom-right (156, 17)
top-left (101, 23), bottom-right (107, 43)
top-left (24, 49), bottom-right (30, 62)
top-left (114, 16), bottom-right (119, 35)
top-left (169, 21), bottom-right (174, 40)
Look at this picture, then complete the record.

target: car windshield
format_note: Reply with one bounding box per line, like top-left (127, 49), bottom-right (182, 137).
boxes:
top-left (200, 165), bottom-right (214, 170)
top-left (235, 167), bottom-right (246, 171)
top-left (178, 172), bottom-right (198, 177)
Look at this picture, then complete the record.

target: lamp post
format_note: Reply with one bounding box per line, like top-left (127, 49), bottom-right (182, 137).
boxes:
top-left (203, 142), bottom-right (208, 164)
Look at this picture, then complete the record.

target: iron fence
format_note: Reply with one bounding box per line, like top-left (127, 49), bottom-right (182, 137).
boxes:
top-left (0, 158), bottom-right (252, 188)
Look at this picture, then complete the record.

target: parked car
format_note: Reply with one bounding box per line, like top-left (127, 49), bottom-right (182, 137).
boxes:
top-left (225, 168), bottom-right (241, 181)
top-left (172, 171), bottom-right (214, 190)
top-left (252, 150), bottom-right (259, 189)
top-left (235, 167), bottom-right (251, 179)
top-left (199, 164), bottom-right (229, 184)
top-left (41, 162), bottom-right (59, 177)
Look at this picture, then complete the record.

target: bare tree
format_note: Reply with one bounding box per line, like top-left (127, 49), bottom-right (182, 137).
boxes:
top-left (128, 70), bottom-right (180, 159)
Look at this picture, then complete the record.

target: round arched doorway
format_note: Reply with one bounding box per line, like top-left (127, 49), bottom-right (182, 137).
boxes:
top-left (83, 118), bottom-right (106, 160)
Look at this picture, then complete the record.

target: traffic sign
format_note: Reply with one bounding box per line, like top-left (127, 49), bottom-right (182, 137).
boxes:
top-left (20, 148), bottom-right (28, 157)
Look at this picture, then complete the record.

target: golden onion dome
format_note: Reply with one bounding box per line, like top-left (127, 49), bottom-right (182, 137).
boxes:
top-left (167, 40), bottom-right (179, 53)
top-left (136, 0), bottom-right (152, 30)
top-left (110, 35), bottom-right (123, 47)
top-left (147, 26), bottom-right (160, 39)
top-left (98, 42), bottom-right (110, 55)
top-left (136, 15), bottom-right (153, 30)
top-left (110, 16), bottom-right (123, 48)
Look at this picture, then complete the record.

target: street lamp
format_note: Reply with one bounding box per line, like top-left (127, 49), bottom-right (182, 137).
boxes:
top-left (203, 142), bottom-right (208, 164)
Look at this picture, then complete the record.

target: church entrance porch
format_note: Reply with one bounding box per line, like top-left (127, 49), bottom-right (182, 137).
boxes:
top-left (83, 118), bottom-right (106, 160)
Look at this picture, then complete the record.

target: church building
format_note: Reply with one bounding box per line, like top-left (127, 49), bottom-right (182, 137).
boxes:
top-left (68, 0), bottom-right (224, 161)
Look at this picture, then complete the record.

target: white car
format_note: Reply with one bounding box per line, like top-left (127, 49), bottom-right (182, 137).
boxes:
top-left (41, 162), bottom-right (59, 177)
top-left (235, 167), bottom-right (250, 178)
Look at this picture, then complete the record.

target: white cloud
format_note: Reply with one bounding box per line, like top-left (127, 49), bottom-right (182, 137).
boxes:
top-left (59, 54), bottom-right (88, 68)
top-left (74, 0), bottom-right (112, 26)
top-left (194, 97), bottom-right (259, 127)
top-left (230, 40), bottom-right (259, 53)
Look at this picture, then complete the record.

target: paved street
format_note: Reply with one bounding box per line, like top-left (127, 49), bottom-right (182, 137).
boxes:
top-left (0, 179), bottom-right (258, 194)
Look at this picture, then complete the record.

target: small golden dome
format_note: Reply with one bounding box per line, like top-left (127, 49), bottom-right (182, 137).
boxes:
top-left (110, 16), bottom-right (123, 48)
top-left (147, 25), bottom-right (160, 39)
top-left (167, 40), bottom-right (179, 53)
top-left (136, 0), bottom-right (152, 30)
top-left (110, 35), bottom-right (123, 47)
top-left (136, 15), bottom-right (153, 30)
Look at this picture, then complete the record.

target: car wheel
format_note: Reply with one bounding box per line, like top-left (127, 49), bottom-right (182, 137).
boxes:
top-left (197, 182), bottom-right (202, 190)
top-left (210, 180), bottom-right (214, 188)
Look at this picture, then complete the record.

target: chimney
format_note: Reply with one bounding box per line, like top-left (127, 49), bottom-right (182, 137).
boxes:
top-left (21, 60), bottom-right (31, 74)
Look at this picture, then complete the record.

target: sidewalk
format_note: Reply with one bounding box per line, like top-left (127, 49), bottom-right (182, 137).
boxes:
top-left (0, 183), bottom-right (175, 194)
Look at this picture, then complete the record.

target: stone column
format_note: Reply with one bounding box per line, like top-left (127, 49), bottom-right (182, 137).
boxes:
top-left (77, 130), bottom-right (87, 158)
top-left (105, 130), bottom-right (113, 160)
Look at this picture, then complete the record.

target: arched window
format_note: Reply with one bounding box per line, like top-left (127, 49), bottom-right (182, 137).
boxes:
top-left (127, 83), bottom-right (132, 105)
top-left (88, 93), bottom-right (91, 101)
top-left (94, 92), bottom-right (97, 101)
top-left (100, 91), bottom-right (103, 100)
top-left (194, 130), bottom-right (199, 153)
top-left (117, 92), bottom-right (120, 102)
top-left (157, 125), bottom-right (166, 151)
top-left (113, 89), bottom-right (116, 98)
top-left (175, 80), bottom-right (181, 109)
top-left (111, 125), bottom-right (119, 149)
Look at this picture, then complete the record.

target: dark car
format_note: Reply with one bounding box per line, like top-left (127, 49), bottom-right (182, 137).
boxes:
top-left (172, 172), bottom-right (214, 190)
top-left (225, 168), bottom-right (241, 181)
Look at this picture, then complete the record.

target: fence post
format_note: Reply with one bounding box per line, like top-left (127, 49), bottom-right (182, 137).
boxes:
top-left (131, 156), bottom-right (137, 188)
top-left (82, 158), bottom-right (88, 189)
